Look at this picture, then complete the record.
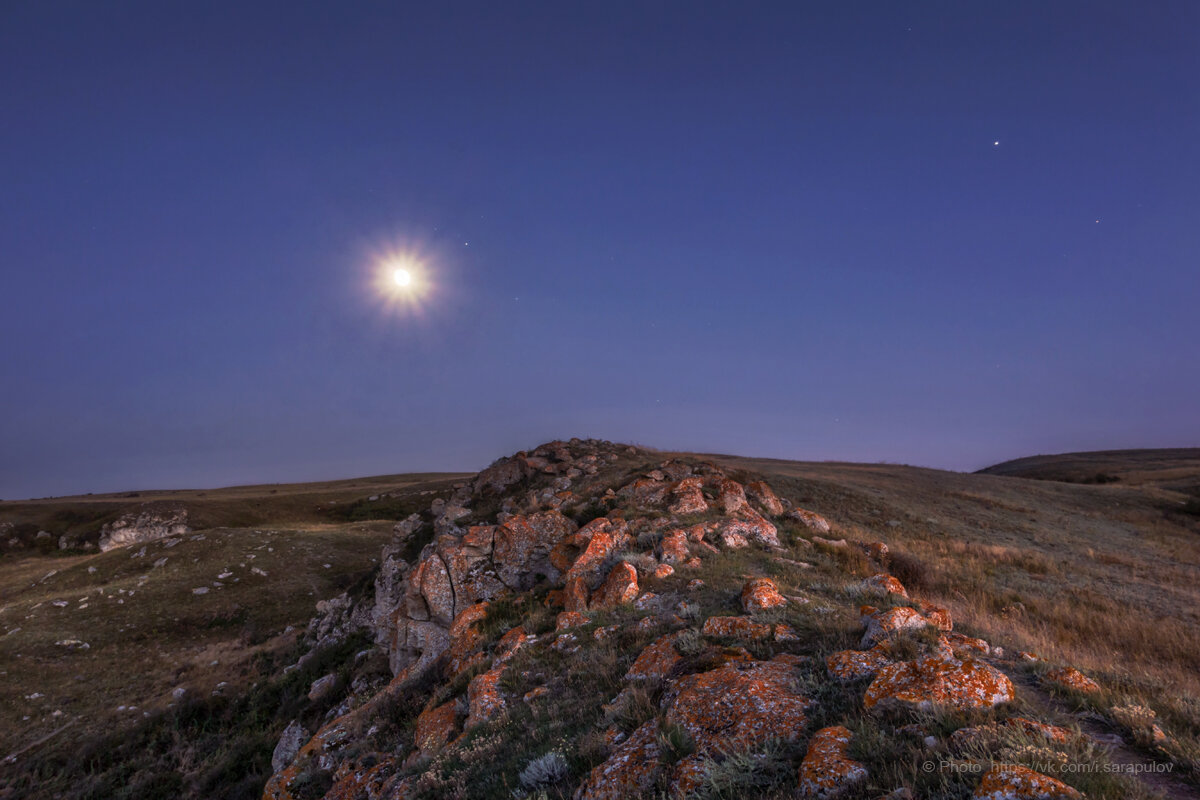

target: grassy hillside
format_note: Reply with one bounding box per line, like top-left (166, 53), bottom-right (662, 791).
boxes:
top-left (2, 449), bottom-right (1198, 799)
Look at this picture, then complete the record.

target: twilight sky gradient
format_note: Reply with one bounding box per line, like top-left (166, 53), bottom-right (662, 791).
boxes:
top-left (2, 2), bottom-right (1198, 499)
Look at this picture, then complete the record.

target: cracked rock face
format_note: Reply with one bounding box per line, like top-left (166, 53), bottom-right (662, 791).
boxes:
top-left (98, 505), bottom-right (190, 552)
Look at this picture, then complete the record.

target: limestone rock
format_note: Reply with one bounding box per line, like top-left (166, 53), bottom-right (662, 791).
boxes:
top-left (668, 477), bottom-right (708, 515)
top-left (662, 659), bottom-right (810, 794)
top-left (574, 719), bottom-right (663, 800)
top-left (788, 507), bottom-right (832, 534)
top-left (746, 481), bottom-right (785, 516)
top-left (861, 574), bottom-right (909, 599)
top-left (410, 700), bottom-right (460, 761)
top-left (271, 720), bottom-right (308, 772)
top-left (625, 633), bottom-right (683, 681)
top-left (741, 577), bottom-right (788, 612)
top-left (864, 655), bottom-right (1015, 712)
top-left (98, 505), bottom-right (189, 552)
top-left (493, 511), bottom-right (577, 590)
top-left (826, 646), bottom-right (896, 683)
top-left (798, 725), bottom-right (868, 798)
top-left (861, 605), bottom-right (935, 647)
top-left (972, 764), bottom-right (1082, 799)
top-left (701, 615), bottom-right (774, 640)
top-left (590, 562), bottom-right (639, 609)
top-left (1042, 666), bottom-right (1101, 695)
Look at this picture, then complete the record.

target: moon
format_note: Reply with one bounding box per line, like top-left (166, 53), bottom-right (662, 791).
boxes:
top-left (392, 268), bottom-right (412, 288)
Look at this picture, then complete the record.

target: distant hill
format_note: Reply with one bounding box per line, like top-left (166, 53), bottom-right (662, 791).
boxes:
top-left (978, 448), bottom-right (1200, 497)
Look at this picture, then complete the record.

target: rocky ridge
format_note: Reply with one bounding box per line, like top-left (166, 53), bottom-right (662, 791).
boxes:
top-left (260, 440), bottom-right (1142, 800)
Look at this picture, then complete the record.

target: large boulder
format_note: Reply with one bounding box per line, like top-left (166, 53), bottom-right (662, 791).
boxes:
top-left (662, 657), bottom-right (811, 795)
top-left (864, 655), bottom-right (1015, 712)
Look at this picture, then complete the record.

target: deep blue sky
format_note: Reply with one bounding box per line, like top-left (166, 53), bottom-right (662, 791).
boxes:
top-left (2, 2), bottom-right (1198, 498)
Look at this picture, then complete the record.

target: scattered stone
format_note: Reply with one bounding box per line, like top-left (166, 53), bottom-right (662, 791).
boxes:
top-left (192, 587), bottom-right (209, 595)
top-left (745, 481), bottom-right (785, 516)
top-left (826, 646), bottom-right (896, 683)
top-left (741, 577), bottom-right (788, 612)
top-left (798, 725), bottom-right (868, 798)
top-left (788, 507), bottom-right (832, 533)
top-left (861, 574), bottom-right (908, 599)
top-left (701, 615), bottom-right (774, 640)
top-left (860, 605), bottom-right (934, 647)
top-left (308, 673), bottom-right (338, 702)
top-left (1043, 666), bottom-right (1101, 694)
top-left (625, 633), bottom-right (683, 681)
top-left (972, 764), bottom-right (1082, 799)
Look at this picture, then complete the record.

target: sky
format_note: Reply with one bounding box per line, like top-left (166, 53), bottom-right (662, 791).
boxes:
top-left (2, 2), bottom-right (1198, 499)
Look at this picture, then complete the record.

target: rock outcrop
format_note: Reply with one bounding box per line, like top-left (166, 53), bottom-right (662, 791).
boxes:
top-left (98, 505), bottom-right (189, 551)
top-left (258, 439), bottom-right (1118, 800)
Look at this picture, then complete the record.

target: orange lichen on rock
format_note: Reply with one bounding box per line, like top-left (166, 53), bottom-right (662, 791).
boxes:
top-left (943, 632), bottom-right (991, 658)
top-left (575, 719), bottom-right (664, 800)
top-left (494, 626), bottom-right (529, 661)
top-left (492, 510), bottom-right (577, 590)
top-left (590, 561), bottom-right (639, 609)
top-left (701, 615), bottom-right (774, 640)
top-left (797, 725), bottom-right (868, 798)
top-left (787, 507), bottom-right (832, 533)
top-left (555, 611), bottom-right (588, 631)
top-left (662, 659), bottom-right (810, 794)
top-left (741, 576), bottom-right (788, 612)
top-left (720, 508), bottom-right (781, 548)
top-left (919, 601), bottom-right (953, 631)
top-left (972, 764), bottom-right (1082, 799)
top-left (555, 516), bottom-right (631, 583)
top-left (826, 646), bottom-right (895, 683)
top-left (563, 576), bottom-right (590, 612)
top-left (625, 632), bottom-right (683, 681)
top-left (410, 700), bottom-right (459, 761)
top-left (864, 655), bottom-right (1015, 712)
top-left (659, 529), bottom-right (691, 565)
top-left (860, 606), bottom-right (934, 647)
top-left (465, 664), bottom-right (506, 727)
top-left (861, 573), bottom-right (909, 599)
top-left (745, 481), bottom-right (785, 515)
top-left (668, 476), bottom-right (709, 515)
top-left (445, 602), bottom-right (490, 676)
top-left (717, 478), bottom-right (750, 514)
top-left (1043, 666), bottom-right (1101, 695)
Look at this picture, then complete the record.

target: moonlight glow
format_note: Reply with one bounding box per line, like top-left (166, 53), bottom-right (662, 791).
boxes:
top-left (368, 247), bottom-right (438, 316)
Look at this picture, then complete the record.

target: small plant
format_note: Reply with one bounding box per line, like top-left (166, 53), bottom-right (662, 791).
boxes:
top-left (673, 628), bottom-right (705, 656)
top-left (517, 750), bottom-right (569, 791)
